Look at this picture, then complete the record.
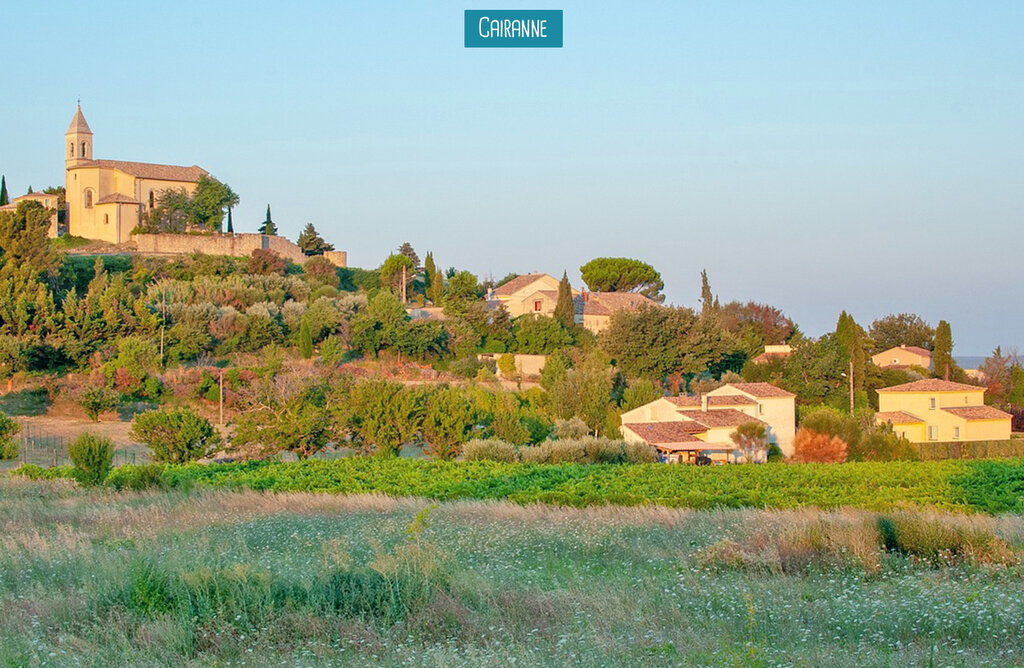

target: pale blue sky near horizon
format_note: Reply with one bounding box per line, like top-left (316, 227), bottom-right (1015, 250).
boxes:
top-left (1, 1), bottom-right (1021, 354)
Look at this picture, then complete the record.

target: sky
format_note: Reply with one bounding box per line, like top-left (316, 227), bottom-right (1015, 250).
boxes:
top-left (1, 1), bottom-right (1021, 354)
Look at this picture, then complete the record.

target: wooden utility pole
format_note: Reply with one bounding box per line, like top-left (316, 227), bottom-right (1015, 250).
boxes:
top-left (400, 264), bottom-right (407, 303)
top-left (849, 359), bottom-right (855, 414)
top-left (218, 368), bottom-right (225, 426)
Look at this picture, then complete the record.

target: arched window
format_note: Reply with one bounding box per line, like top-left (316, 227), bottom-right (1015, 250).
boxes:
top-left (69, 142), bottom-right (74, 157)
top-left (149, 191), bottom-right (155, 208)
top-left (84, 189), bottom-right (93, 208)
top-left (81, 142), bottom-right (87, 158)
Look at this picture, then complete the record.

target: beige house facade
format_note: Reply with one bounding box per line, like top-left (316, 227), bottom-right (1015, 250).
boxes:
top-left (875, 378), bottom-right (1011, 443)
top-left (576, 291), bottom-right (660, 334)
top-left (0, 192), bottom-right (62, 237)
top-left (486, 273), bottom-right (578, 318)
top-left (64, 105), bottom-right (208, 244)
top-left (620, 381), bottom-right (797, 462)
top-left (871, 345), bottom-right (932, 370)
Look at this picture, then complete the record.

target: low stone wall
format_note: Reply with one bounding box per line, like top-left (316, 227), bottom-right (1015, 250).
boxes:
top-left (133, 233), bottom-right (346, 267)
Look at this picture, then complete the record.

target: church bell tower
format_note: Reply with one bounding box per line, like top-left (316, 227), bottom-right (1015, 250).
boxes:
top-left (65, 103), bottom-right (93, 167)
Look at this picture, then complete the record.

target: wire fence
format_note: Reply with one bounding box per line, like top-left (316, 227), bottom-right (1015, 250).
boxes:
top-left (14, 420), bottom-right (141, 468)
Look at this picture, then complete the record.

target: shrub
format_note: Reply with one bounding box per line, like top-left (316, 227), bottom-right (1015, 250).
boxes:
top-left (68, 433), bottom-right (115, 486)
top-left (546, 441), bottom-right (586, 464)
top-left (320, 334), bottom-right (346, 365)
top-left (624, 441), bottom-right (659, 464)
top-left (130, 408), bottom-right (222, 464)
top-left (497, 353), bottom-right (516, 379)
top-left (518, 445), bottom-right (549, 464)
top-left (0, 411), bottom-right (19, 460)
top-left (105, 463), bottom-right (167, 491)
top-left (552, 417), bottom-right (589, 440)
top-left (792, 429), bottom-right (848, 463)
top-left (80, 386), bottom-right (118, 422)
top-left (766, 443), bottom-right (784, 463)
top-left (584, 437), bottom-right (626, 464)
top-left (461, 439), bottom-right (518, 463)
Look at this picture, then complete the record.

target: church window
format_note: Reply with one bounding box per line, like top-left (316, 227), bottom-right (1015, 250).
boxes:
top-left (81, 142), bottom-right (87, 157)
top-left (84, 190), bottom-right (93, 208)
top-left (69, 142), bottom-right (74, 157)
top-left (149, 191), bottom-right (155, 208)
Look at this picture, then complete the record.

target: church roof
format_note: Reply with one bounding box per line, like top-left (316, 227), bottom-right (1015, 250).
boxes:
top-left (97, 193), bottom-right (139, 205)
top-left (74, 160), bottom-right (207, 183)
top-left (66, 105), bottom-right (92, 135)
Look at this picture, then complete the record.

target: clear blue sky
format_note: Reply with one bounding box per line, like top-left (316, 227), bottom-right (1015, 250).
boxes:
top-left (2, 1), bottom-right (1021, 354)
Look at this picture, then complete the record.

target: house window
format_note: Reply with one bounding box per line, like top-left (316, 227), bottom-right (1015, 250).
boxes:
top-left (149, 191), bottom-right (155, 208)
top-left (954, 427), bottom-right (960, 440)
top-left (84, 190), bottom-right (93, 208)
top-left (103, 214), bottom-right (109, 225)
top-left (758, 403), bottom-right (764, 415)
top-left (929, 398), bottom-right (936, 410)
top-left (928, 426), bottom-right (938, 441)
top-left (533, 300), bottom-right (542, 312)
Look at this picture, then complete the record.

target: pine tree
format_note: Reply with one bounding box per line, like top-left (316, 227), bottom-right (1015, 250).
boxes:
top-left (700, 269), bottom-right (715, 315)
top-left (423, 252), bottom-right (437, 303)
top-left (0, 176), bottom-right (8, 206)
top-left (554, 271), bottom-right (575, 328)
top-left (298, 319), bottom-right (314, 359)
top-left (933, 320), bottom-right (953, 380)
top-left (398, 242), bottom-right (419, 267)
top-left (297, 223), bottom-right (333, 256)
top-left (259, 205), bottom-right (277, 235)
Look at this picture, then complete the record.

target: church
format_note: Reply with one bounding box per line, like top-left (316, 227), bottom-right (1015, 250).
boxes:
top-left (65, 105), bottom-right (208, 244)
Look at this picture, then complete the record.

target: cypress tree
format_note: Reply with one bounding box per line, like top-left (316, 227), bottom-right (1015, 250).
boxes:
top-left (260, 205), bottom-right (277, 235)
top-left (423, 252), bottom-right (437, 303)
top-left (700, 269), bottom-right (715, 315)
top-left (298, 319), bottom-right (314, 359)
top-left (226, 206), bottom-right (234, 234)
top-left (933, 320), bottom-right (953, 380)
top-left (0, 176), bottom-right (8, 206)
top-left (554, 271), bottom-right (575, 328)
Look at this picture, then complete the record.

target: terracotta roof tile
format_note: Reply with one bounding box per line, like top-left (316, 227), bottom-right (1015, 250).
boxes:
top-left (665, 395), bottom-right (756, 407)
top-left (941, 406), bottom-right (1012, 421)
top-left (678, 409), bottom-right (768, 428)
top-left (491, 273), bottom-right (554, 297)
top-left (878, 379), bottom-right (983, 393)
top-left (622, 422), bottom-right (706, 444)
top-left (76, 160), bottom-right (207, 182)
top-left (875, 411), bottom-right (925, 424)
top-left (722, 382), bottom-right (796, 398)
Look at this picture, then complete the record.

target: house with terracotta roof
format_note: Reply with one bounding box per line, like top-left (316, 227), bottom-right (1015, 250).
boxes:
top-left (0, 191), bottom-right (63, 237)
top-left (486, 273), bottom-right (578, 318)
top-left (575, 291), bottom-right (660, 334)
top-left (875, 378), bottom-right (1011, 443)
top-left (871, 345), bottom-right (932, 370)
top-left (619, 381), bottom-right (796, 462)
top-left (64, 105), bottom-right (210, 244)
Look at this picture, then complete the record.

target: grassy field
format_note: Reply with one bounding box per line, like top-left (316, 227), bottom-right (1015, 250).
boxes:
top-left (2, 479), bottom-right (1024, 667)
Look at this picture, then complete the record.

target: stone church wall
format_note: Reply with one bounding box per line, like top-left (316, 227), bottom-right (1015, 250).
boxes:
top-left (133, 233), bottom-right (346, 267)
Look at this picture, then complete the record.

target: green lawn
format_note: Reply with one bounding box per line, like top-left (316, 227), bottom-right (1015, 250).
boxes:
top-left (1, 480), bottom-right (1023, 667)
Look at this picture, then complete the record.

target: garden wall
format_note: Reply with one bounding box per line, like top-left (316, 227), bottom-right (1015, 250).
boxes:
top-left (134, 233), bottom-right (347, 267)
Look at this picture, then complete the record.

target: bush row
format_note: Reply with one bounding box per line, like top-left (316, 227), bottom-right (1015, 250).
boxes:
top-left (461, 437), bottom-right (658, 465)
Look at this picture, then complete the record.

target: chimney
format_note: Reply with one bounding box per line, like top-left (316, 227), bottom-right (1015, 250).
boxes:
top-left (700, 395), bottom-right (708, 412)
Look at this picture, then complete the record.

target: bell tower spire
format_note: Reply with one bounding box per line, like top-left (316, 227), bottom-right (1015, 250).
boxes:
top-left (65, 103), bottom-right (93, 167)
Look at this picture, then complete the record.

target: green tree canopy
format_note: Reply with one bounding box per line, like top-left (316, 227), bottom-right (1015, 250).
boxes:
top-left (869, 313), bottom-right (934, 352)
top-left (379, 253), bottom-right (415, 297)
top-left (600, 305), bottom-right (727, 381)
top-left (579, 257), bottom-right (664, 302)
top-left (297, 223), bottom-right (334, 256)
top-left (259, 205), bottom-right (277, 235)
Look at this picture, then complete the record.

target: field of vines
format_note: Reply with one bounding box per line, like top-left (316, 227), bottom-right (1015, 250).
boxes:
top-left (18, 457), bottom-right (1024, 513)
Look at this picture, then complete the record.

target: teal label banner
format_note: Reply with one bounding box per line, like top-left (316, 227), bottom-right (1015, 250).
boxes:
top-left (465, 10), bottom-right (563, 48)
